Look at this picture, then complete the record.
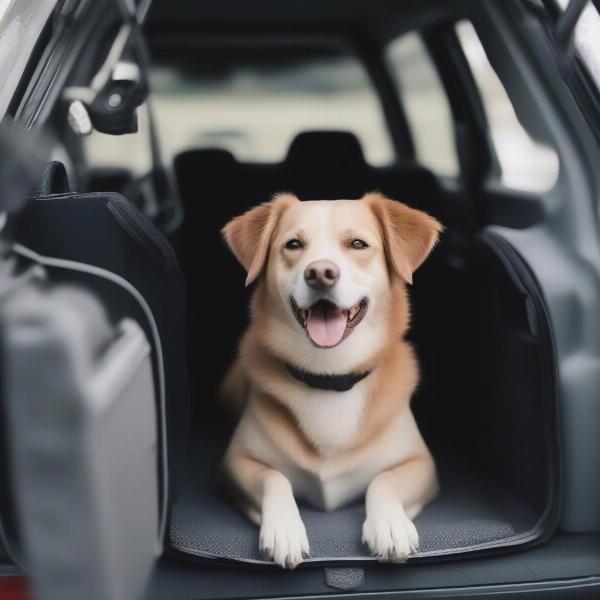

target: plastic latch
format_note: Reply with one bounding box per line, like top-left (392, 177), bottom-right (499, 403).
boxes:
top-left (324, 568), bottom-right (365, 590)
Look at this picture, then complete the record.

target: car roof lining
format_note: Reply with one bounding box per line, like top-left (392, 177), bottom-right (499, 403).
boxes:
top-left (145, 0), bottom-right (474, 46)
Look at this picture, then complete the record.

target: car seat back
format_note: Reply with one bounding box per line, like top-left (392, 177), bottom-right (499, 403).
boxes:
top-left (16, 185), bottom-right (190, 491)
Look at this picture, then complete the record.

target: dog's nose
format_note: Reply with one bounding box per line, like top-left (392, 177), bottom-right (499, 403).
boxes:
top-left (304, 260), bottom-right (340, 290)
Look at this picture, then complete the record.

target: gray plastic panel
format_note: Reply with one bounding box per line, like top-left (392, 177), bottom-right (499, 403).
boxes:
top-left (148, 533), bottom-right (600, 600)
top-left (471, 0), bottom-right (600, 533)
top-left (1, 283), bottom-right (160, 600)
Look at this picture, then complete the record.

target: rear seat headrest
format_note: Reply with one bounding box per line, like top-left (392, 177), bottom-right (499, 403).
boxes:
top-left (285, 131), bottom-right (367, 171)
top-left (36, 161), bottom-right (71, 195)
top-left (176, 148), bottom-right (237, 170)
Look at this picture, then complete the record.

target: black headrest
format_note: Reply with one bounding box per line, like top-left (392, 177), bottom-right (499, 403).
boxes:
top-left (175, 148), bottom-right (238, 173)
top-left (36, 161), bottom-right (71, 195)
top-left (285, 131), bottom-right (367, 172)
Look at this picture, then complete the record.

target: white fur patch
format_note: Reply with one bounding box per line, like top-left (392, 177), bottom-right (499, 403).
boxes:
top-left (288, 383), bottom-right (367, 455)
top-left (362, 500), bottom-right (419, 561)
top-left (259, 478), bottom-right (309, 569)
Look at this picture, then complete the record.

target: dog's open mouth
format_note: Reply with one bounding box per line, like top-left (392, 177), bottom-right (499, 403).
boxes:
top-left (290, 297), bottom-right (368, 348)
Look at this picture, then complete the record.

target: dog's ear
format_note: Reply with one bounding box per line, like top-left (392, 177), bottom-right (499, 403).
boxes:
top-left (365, 192), bottom-right (443, 284)
top-left (222, 193), bottom-right (297, 286)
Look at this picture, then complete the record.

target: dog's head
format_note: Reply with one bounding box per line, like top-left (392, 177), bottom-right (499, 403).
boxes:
top-left (223, 192), bottom-right (442, 366)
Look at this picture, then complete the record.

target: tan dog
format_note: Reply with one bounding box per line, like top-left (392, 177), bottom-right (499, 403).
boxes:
top-left (220, 192), bottom-right (442, 569)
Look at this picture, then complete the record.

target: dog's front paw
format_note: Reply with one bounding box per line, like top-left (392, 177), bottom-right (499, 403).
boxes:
top-left (362, 502), bottom-right (419, 561)
top-left (259, 509), bottom-right (309, 569)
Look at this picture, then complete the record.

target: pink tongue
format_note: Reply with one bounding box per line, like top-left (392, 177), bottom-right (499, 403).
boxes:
top-left (306, 304), bottom-right (347, 347)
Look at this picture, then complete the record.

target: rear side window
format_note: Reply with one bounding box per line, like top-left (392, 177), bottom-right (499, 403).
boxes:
top-left (456, 21), bottom-right (559, 192)
top-left (556, 0), bottom-right (600, 89)
top-left (0, 0), bottom-right (57, 118)
top-left (386, 32), bottom-right (459, 177)
top-left (148, 43), bottom-right (395, 166)
top-left (83, 102), bottom-right (153, 176)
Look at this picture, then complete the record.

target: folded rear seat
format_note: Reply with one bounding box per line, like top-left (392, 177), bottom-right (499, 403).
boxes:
top-left (280, 131), bottom-right (373, 199)
top-left (175, 131), bottom-right (449, 237)
top-left (16, 162), bottom-right (190, 501)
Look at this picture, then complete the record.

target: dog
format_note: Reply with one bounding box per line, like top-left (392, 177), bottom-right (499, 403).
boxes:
top-left (220, 192), bottom-right (442, 569)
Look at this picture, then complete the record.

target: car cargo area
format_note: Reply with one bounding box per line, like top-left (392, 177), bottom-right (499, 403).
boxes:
top-left (46, 0), bottom-right (566, 583)
top-left (164, 137), bottom-right (560, 566)
top-left (7, 0), bottom-right (600, 596)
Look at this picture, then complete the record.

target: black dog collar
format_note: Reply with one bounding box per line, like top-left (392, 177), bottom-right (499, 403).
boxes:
top-left (286, 362), bottom-right (371, 392)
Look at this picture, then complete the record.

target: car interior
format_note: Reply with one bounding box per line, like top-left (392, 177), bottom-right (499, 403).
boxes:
top-left (3, 0), bottom-right (600, 598)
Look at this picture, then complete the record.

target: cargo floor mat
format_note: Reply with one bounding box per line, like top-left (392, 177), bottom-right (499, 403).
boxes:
top-left (168, 422), bottom-right (542, 566)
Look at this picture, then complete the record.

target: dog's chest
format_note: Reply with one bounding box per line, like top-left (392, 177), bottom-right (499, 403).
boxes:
top-left (283, 393), bottom-right (412, 512)
top-left (290, 386), bottom-right (366, 455)
top-left (296, 460), bottom-right (378, 511)
top-left (291, 422), bottom-right (409, 511)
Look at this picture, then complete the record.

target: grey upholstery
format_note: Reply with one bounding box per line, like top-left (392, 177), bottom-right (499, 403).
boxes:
top-left (169, 430), bottom-right (540, 565)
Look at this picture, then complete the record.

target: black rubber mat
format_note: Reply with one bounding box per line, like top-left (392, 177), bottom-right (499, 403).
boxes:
top-left (168, 422), bottom-right (542, 566)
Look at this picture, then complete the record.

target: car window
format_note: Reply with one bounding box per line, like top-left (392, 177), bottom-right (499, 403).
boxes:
top-left (0, 0), bottom-right (58, 118)
top-left (148, 43), bottom-right (395, 166)
top-left (456, 20), bottom-right (559, 192)
top-left (82, 101), bottom-right (153, 176)
top-left (555, 0), bottom-right (600, 89)
top-left (385, 32), bottom-right (458, 177)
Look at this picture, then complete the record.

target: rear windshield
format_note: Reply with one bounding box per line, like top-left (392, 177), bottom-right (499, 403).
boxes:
top-left (149, 43), bottom-right (395, 166)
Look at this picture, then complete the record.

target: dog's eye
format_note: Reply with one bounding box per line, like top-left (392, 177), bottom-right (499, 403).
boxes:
top-left (285, 238), bottom-right (303, 250)
top-left (350, 239), bottom-right (368, 250)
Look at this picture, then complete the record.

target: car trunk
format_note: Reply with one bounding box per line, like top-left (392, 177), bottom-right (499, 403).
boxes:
top-left (3, 152), bottom-right (561, 588)
top-left (165, 150), bottom-right (560, 567)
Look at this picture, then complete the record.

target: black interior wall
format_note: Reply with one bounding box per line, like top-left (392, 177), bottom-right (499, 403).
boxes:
top-left (407, 246), bottom-right (477, 463)
top-left (469, 236), bottom-right (558, 517)
top-left (172, 139), bottom-right (557, 528)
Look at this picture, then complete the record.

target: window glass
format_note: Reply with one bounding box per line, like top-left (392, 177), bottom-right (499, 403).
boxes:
top-left (82, 102), bottom-right (153, 176)
top-left (0, 0), bottom-right (58, 118)
top-left (148, 44), bottom-right (395, 166)
top-left (386, 33), bottom-right (458, 176)
top-left (556, 0), bottom-right (600, 89)
top-left (456, 20), bottom-right (559, 192)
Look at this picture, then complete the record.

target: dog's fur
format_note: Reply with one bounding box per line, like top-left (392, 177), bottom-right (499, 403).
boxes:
top-left (220, 192), bottom-right (442, 569)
